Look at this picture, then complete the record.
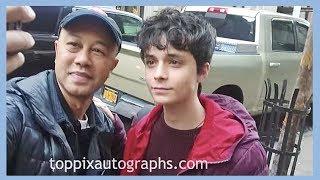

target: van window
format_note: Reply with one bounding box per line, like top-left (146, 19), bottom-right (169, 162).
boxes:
top-left (272, 20), bottom-right (295, 51)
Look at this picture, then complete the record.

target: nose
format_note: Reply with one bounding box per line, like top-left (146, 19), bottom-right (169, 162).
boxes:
top-left (154, 63), bottom-right (168, 81)
top-left (73, 49), bottom-right (92, 67)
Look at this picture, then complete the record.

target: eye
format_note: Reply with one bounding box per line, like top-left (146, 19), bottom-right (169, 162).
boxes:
top-left (91, 47), bottom-right (107, 56)
top-left (66, 41), bottom-right (80, 52)
top-left (169, 59), bottom-right (179, 64)
top-left (67, 41), bottom-right (80, 47)
top-left (169, 58), bottom-right (181, 67)
top-left (145, 59), bottom-right (155, 66)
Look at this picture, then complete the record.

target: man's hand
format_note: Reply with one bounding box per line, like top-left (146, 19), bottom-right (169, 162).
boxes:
top-left (93, 96), bottom-right (115, 121)
top-left (6, 6), bottom-right (36, 74)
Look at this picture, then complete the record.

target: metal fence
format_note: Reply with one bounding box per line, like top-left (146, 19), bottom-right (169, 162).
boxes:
top-left (258, 79), bottom-right (312, 175)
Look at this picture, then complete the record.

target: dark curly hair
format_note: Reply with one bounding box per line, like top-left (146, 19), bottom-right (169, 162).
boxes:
top-left (137, 8), bottom-right (216, 73)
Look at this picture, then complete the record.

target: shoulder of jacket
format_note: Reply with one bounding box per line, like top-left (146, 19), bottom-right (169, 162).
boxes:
top-left (230, 140), bottom-right (268, 175)
top-left (6, 94), bottom-right (33, 138)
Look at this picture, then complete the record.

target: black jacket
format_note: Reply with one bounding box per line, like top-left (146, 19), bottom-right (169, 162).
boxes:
top-left (7, 70), bottom-right (126, 175)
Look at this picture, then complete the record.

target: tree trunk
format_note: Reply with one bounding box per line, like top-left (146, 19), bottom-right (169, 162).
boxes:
top-left (270, 13), bottom-right (313, 175)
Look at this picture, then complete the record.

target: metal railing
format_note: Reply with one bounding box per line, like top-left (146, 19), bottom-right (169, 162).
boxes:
top-left (258, 79), bottom-right (312, 175)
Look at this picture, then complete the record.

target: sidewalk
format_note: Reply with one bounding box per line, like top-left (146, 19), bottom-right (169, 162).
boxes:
top-left (294, 129), bottom-right (313, 176)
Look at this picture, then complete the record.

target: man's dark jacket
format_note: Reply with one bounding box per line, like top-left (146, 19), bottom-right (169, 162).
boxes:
top-left (7, 70), bottom-right (126, 175)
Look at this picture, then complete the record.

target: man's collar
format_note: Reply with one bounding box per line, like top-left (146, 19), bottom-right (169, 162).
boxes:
top-left (52, 72), bottom-right (97, 130)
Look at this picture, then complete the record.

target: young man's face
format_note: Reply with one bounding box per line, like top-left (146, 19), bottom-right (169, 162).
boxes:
top-left (144, 43), bottom-right (206, 105)
top-left (54, 19), bottom-right (118, 98)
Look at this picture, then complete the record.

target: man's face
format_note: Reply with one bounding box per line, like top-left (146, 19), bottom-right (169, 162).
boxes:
top-left (54, 19), bottom-right (118, 98)
top-left (144, 43), bottom-right (205, 105)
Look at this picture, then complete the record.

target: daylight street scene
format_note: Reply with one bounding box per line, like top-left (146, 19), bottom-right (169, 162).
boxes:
top-left (6, 5), bottom-right (313, 176)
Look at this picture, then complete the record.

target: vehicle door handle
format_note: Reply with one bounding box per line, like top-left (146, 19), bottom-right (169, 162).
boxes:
top-left (269, 62), bottom-right (281, 67)
top-left (139, 76), bottom-right (146, 82)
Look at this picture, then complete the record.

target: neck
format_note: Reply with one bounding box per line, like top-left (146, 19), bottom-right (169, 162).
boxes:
top-left (163, 94), bottom-right (205, 130)
top-left (57, 83), bottom-right (92, 120)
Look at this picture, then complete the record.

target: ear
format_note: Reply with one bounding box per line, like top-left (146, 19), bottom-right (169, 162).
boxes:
top-left (54, 40), bottom-right (59, 58)
top-left (197, 62), bottom-right (210, 83)
top-left (111, 58), bottom-right (119, 70)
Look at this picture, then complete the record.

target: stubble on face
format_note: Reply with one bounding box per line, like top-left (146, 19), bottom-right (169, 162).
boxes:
top-left (54, 19), bottom-right (118, 100)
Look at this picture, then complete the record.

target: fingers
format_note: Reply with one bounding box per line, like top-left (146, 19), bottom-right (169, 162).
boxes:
top-left (7, 52), bottom-right (25, 74)
top-left (7, 30), bottom-right (35, 53)
top-left (92, 97), bottom-right (115, 121)
top-left (6, 6), bottom-right (35, 75)
top-left (7, 6), bottom-right (35, 23)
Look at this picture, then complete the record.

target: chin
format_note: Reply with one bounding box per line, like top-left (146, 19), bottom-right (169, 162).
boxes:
top-left (152, 96), bottom-right (176, 105)
top-left (65, 85), bottom-right (95, 97)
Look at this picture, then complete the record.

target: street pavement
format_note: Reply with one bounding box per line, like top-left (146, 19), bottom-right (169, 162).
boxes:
top-left (254, 114), bottom-right (313, 176)
top-left (294, 129), bottom-right (313, 176)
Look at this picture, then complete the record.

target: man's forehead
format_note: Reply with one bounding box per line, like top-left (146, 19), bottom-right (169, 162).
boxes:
top-left (59, 28), bottom-right (114, 47)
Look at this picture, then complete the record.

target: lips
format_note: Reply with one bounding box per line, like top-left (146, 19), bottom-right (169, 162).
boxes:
top-left (70, 71), bottom-right (91, 78)
top-left (152, 87), bottom-right (172, 90)
top-left (69, 71), bottom-right (92, 83)
top-left (151, 87), bottom-right (172, 94)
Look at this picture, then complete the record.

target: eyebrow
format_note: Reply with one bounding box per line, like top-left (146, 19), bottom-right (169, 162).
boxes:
top-left (167, 52), bottom-right (185, 61)
top-left (144, 54), bottom-right (156, 59)
top-left (96, 41), bottom-right (110, 48)
top-left (67, 32), bottom-right (111, 48)
top-left (144, 52), bottom-right (183, 60)
top-left (167, 53), bottom-right (181, 58)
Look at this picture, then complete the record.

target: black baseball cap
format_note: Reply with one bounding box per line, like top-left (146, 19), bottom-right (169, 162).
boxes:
top-left (59, 9), bottom-right (122, 53)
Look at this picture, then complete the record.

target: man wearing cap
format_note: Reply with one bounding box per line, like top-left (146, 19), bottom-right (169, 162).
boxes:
top-left (6, 8), bottom-right (125, 175)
